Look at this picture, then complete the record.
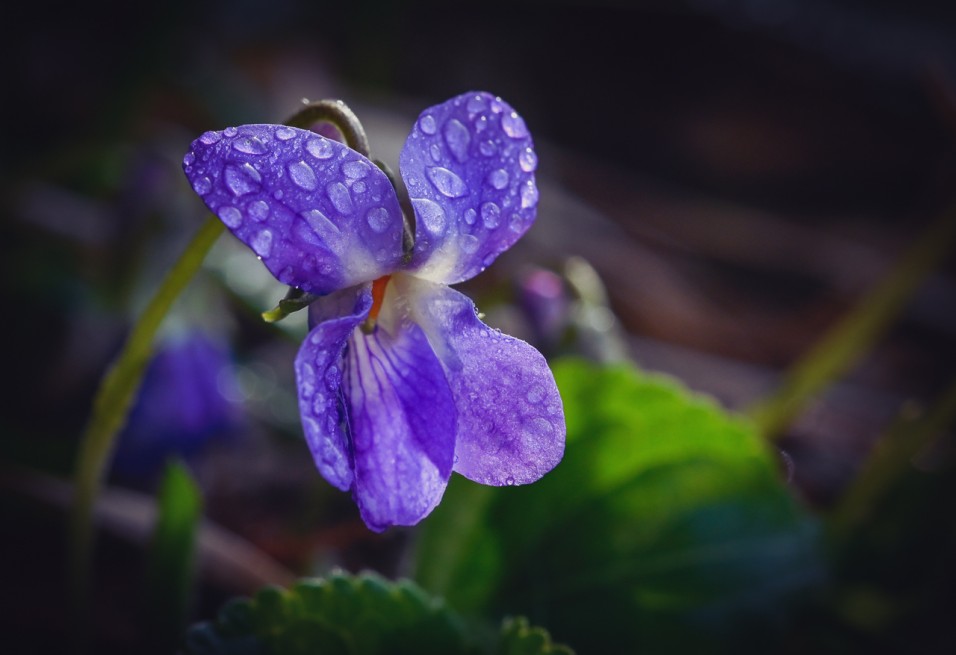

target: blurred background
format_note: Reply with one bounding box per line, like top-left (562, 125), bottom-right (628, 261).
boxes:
top-left (2, 0), bottom-right (956, 652)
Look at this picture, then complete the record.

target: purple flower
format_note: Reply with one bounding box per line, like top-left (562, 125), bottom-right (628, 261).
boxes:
top-left (182, 92), bottom-right (565, 530)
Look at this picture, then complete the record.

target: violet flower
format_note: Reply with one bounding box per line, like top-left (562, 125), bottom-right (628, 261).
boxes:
top-left (183, 92), bottom-right (565, 530)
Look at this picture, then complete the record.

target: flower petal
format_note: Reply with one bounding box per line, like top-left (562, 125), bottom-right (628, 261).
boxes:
top-left (184, 124), bottom-right (404, 294)
top-left (394, 275), bottom-right (565, 486)
top-left (399, 92), bottom-right (539, 284)
top-left (345, 311), bottom-right (457, 530)
top-left (295, 285), bottom-right (373, 491)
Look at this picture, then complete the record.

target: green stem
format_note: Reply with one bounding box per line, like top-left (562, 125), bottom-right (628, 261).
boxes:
top-left (746, 207), bottom-right (956, 440)
top-left (69, 216), bottom-right (223, 646)
top-left (284, 99), bottom-right (371, 157)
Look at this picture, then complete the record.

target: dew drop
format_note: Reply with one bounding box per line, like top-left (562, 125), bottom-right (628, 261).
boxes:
top-left (411, 198), bottom-right (446, 234)
top-left (426, 167), bottom-right (467, 198)
top-left (463, 208), bottom-right (477, 225)
top-left (342, 160), bottom-right (370, 179)
top-left (505, 476), bottom-right (515, 486)
top-left (306, 137), bottom-right (334, 159)
top-left (480, 201), bottom-right (501, 228)
top-left (192, 176), bottom-right (212, 195)
top-left (352, 181), bottom-right (366, 194)
top-left (479, 140), bottom-right (496, 157)
top-left (366, 206), bottom-right (391, 233)
top-left (519, 147), bottom-right (538, 172)
top-left (487, 168), bottom-right (509, 190)
top-left (199, 131), bottom-right (222, 145)
top-left (288, 160), bottom-right (317, 191)
top-left (479, 329), bottom-right (489, 338)
top-left (502, 112), bottom-right (529, 139)
top-left (443, 118), bottom-right (470, 163)
top-left (419, 113), bottom-right (437, 135)
top-left (327, 182), bottom-right (354, 214)
top-left (303, 209), bottom-right (341, 243)
top-left (526, 385), bottom-right (546, 403)
top-left (520, 180), bottom-right (539, 209)
top-left (459, 233), bottom-right (480, 254)
top-left (183, 152), bottom-right (195, 167)
top-left (251, 229), bottom-right (273, 257)
top-left (245, 201), bottom-right (268, 222)
top-left (276, 126), bottom-right (296, 140)
top-left (233, 135), bottom-right (268, 155)
top-left (429, 143), bottom-right (442, 162)
top-left (490, 97), bottom-right (505, 113)
top-left (466, 94), bottom-right (486, 115)
top-left (219, 206), bottom-right (242, 228)
top-left (223, 127), bottom-right (238, 137)
top-left (273, 189), bottom-right (284, 200)
top-left (312, 394), bottom-right (326, 414)
top-left (224, 163), bottom-right (261, 196)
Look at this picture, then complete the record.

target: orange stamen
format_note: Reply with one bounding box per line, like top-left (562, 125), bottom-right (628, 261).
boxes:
top-left (369, 274), bottom-right (392, 323)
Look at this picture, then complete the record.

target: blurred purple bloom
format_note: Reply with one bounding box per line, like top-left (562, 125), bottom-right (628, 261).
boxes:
top-left (183, 92), bottom-right (564, 530)
top-left (114, 331), bottom-right (242, 479)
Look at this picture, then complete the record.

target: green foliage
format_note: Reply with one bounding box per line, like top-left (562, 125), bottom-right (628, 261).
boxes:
top-left (145, 460), bottom-right (203, 654)
top-left (184, 572), bottom-right (572, 655)
top-left (415, 358), bottom-right (823, 653)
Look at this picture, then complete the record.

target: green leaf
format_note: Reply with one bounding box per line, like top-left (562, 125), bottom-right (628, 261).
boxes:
top-left (414, 358), bottom-right (823, 654)
top-left (184, 572), bottom-right (573, 655)
top-left (145, 460), bottom-right (203, 654)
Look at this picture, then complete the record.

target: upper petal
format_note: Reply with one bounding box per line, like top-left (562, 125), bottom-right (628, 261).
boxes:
top-left (184, 124), bottom-right (404, 294)
top-left (345, 308), bottom-right (457, 531)
top-left (393, 275), bottom-right (565, 486)
top-left (399, 92), bottom-right (539, 284)
top-left (295, 285), bottom-right (373, 491)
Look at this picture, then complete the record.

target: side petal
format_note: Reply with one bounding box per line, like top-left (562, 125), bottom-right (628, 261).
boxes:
top-left (394, 275), bottom-right (565, 486)
top-left (399, 92), bottom-right (539, 284)
top-left (294, 286), bottom-right (373, 491)
top-left (184, 124), bottom-right (404, 294)
top-left (345, 312), bottom-right (457, 531)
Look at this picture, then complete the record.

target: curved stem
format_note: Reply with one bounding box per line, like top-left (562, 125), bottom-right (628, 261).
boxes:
top-left (69, 216), bottom-right (223, 647)
top-left (284, 99), bottom-right (371, 157)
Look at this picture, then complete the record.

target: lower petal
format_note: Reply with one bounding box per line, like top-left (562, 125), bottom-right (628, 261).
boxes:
top-left (395, 275), bottom-right (565, 486)
top-left (294, 286), bottom-right (372, 491)
top-left (345, 316), bottom-right (457, 531)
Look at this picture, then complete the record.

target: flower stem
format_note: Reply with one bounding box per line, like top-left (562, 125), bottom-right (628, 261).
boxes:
top-left (69, 216), bottom-right (223, 648)
top-left (285, 99), bottom-right (371, 157)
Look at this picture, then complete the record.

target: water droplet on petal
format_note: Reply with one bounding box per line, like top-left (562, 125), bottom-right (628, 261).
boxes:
top-left (429, 144), bottom-right (442, 162)
top-left (303, 209), bottom-right (341, 244)
top-left (463, 208), bottom-right (477, 225)
top-left (183, 152), bottom-right (195, 166)
top-left (479, 140), bottom-right (496, 157)
top-left (288, 160), bottom-right (317, 191)
top-left (505, 476), bottom-right (515, 486)
top-left (502, 112), bottom-right (529, 138)
top-left (519, 147), bottom-right (538, 172)
top-left (273, 190), bottom-right (284, 200)
top-left (520, 180), bottom-right (539, 209)
top-left (490, 97), bottom-right (505, 113)
top-left (276, 126), bottom-right (296, 140)
top-left (459, 233), bottom-right (479, 254)
top-left (366, 206), bottom-right (391, 233)
top-left (312, 393), bottom-right (326, 414)
top-left (252, 229), bottom-right (273, 257)
top-left (192, 176), bottom-right (212, 195)
top-left (466, 94), bottom-right (486, 115)
top-left (224, 163), bottom-right (261, 196)
top-left (481, 201), bottom-right (500, 228)
top-left (443, 118), bottom-right (470, 163)
top-left (223, 127), bottom-right (238, 137)
top-left (200, 131), bottom-right (222, 145)
top-left (233, 135), bottom-right (268, 155)
top-left (412, 198), bottom-right (446, 234)
top-left (426, 167), bottom-right (467, 198)
top-left (248, 200), bottom-right (269, 222)
top-left (352, 181), bottom-right (366, 194)
top-left (487, 168), bottom-right (509, 190)
top-left (327, 182), bottom-right (354, 214)
top-left (419, 114), bottom-right (437, 134)
top-left (526, 385), bottom-right (546, 403)
top-left (306, 137), bottom-right (334, 159)
top-left (219, 206), bottom-right (242, 228)
top-left (342, 160), bottom-right (370, 179)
